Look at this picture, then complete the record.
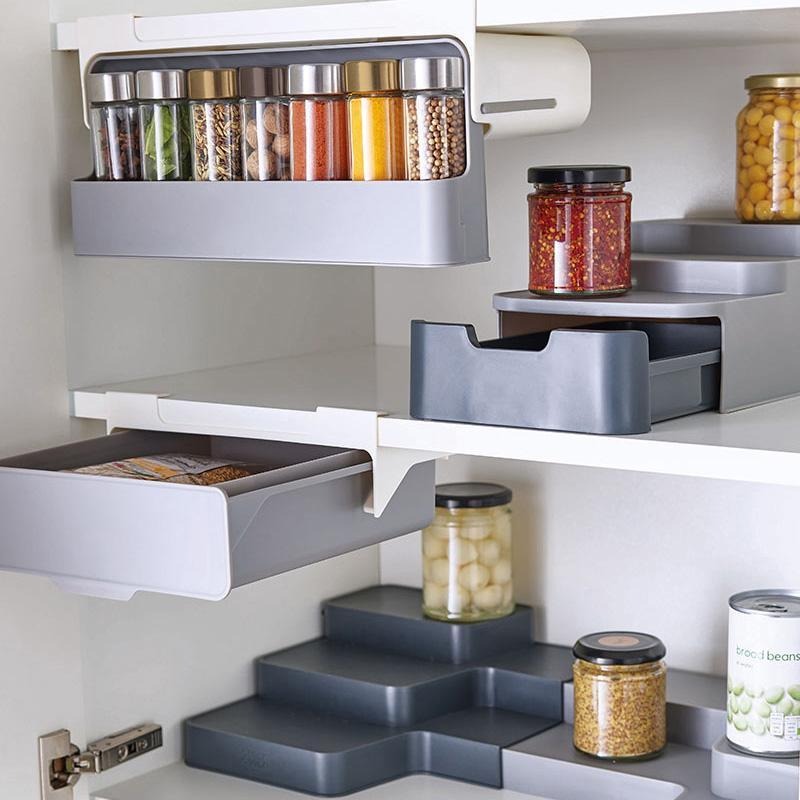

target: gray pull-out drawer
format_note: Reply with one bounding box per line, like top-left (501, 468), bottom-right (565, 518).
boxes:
top-left (0, 430), bottom-right (433, 600)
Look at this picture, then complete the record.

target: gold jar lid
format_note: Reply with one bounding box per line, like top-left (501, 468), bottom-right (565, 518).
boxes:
top-left (187, 68), bottom-right (238, 100)
top-left (745, 74), bottom-right (800, 90)
top-left (344, 59), bottom-right (400, 93)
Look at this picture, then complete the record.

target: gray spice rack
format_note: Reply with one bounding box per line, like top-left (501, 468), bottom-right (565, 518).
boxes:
top-left (183, 585), bottom-right (795, 800)
top-left (411, 219), bottom-right (800, 434)
top-left (70, 39), bottom-right (488, 267)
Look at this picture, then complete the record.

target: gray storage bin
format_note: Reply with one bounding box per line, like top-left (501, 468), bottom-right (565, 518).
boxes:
top-left (0, 430), bottom-right (434, 600)
top-left (409, 320), bottom-right (721, 434)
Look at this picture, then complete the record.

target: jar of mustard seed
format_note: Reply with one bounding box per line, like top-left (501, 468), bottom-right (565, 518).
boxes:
top-left (344, 59), bottom-right (405, 180)
top-left (528, 165), bottom-right (632, 296)
top-left (573, 631), bottom-right (667, 761)
top-left (422, 483), bottom-right (513, 623)
top-left (736, 74), bottom-right (800, 222)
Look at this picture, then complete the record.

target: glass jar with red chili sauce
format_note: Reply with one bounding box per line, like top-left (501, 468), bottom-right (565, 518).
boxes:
top-left (528, 165), bottom-right (632, 296)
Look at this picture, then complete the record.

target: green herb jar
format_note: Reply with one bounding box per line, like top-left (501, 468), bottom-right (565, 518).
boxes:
top-left (136, 69), bottom-right (190, 181)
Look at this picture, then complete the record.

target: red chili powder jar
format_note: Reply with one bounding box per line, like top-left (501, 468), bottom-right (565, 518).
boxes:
top-left (288, 63), bottom-right (349, 181)
top-left (528, 165), bottom-right (632, 296)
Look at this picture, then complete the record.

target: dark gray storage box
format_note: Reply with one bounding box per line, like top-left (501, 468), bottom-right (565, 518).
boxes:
top-left (409, 320), bottom-right (721, 435)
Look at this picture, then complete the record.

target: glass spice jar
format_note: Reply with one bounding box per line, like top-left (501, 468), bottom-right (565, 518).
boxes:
top-left (344, 59), bottom-right (405, 181)
top-left (736, 74), bottom-right (800, 223)
top-left (136, 69), bottom-right (190, 181)
top-left (288, 64), bottom-right (349, 181)
top-left (528, 165), bottom-right (632, 296)
top-left (88, 72), bottom-right (140, 181)
top-left (239, 66), bottom-right (290, 182)
top-left (188, 68), bottom-right (242, 181)
top-left (422, 483), bottom-right (514, 623)
top-left (573, 632), bottom-right (667, 761)
top-left (401, 56), bottom-right (467, 180)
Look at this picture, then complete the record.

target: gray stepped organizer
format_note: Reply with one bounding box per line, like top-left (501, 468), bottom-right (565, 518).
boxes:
top-left (409, 319), bottom-right (720, 434)
top-left (496, 219), bottom-right (800, 413)
top-left (711, 737), bottom-right (799, 800)
top-left (185, 585), bottom-right (574, 795)
top-left (71, 38), bottom-right (487, 268)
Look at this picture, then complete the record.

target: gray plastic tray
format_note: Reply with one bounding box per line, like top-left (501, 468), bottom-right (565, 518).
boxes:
top-left (71, 39), bottom-right (487, 267)
top-left (0, 432), bottom-right (434, 600)
top-left (409, 320), bottom-right (721, 434)
top-left (185, 585), bottom-right (574, 795)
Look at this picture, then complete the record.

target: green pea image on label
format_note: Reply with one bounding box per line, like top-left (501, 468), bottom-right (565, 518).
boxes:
top-left (727, 676), bottom-right (733, 693)
top-left (728, 709), bottom-right (733, 723)
top-left (738, 695), bottom-right (753, 714)
top-left (745, 684), bottom-right (763, 698)
top-left (755, 699), bottom-right (772, 718)
top-left (792, 701), bottom-right (800, 716)
top-left (732, 682), bottom-right (745, 696)
top-left (729, 696), bottom-right (740, 714)
top-left (777, 695), bottom-right (794, 715)
top-left (733, 715), bottom-right (749, 732)
top-left (765, 686), bottom-right (785, 704)
top-left (749, 718), bottom-right (766, 735)
top-left (788, 685), bottom-right (800, 702)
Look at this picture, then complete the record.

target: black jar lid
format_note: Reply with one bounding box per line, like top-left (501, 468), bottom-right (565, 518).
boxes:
top-left (435, 482), bottom-right (512, 509)
top-left (527, 165), bottom-right (631, 184)
top-left (573, 632), bottom-right (666, 665)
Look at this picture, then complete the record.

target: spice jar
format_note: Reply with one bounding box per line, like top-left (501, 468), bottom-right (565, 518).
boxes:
top-left (188, 68), bottom-right (242, 181)
top-left (344, 60), bottom-right (405, 181)
top-left (288, 64), bottom-right (348, 181)
top-left (528, 165), bottom-right (632, 296)
top-left (573, 632), bottom-right (667, 761)
top-left (736, 74), bottom-right (800, 223)
top-left (240, 66), bottom-right (290, 182)
top-left (136, 69), bottom-right (190, 181)
top-left (422, 483), bottom-right (513, 623)
top-left (88, 72), bottom-right (140, 181)
top-left (401, 56), bottom-right (467, 180)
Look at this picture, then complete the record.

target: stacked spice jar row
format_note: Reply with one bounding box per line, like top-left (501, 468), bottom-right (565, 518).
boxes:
top-left (87, 57), bottom-right (467, 183)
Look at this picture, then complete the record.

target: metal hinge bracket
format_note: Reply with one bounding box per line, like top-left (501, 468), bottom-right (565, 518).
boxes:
top-left (39, 724), bottom-right (162, 800)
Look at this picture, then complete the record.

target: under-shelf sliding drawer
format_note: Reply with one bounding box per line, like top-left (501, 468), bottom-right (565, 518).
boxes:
top-left (0, 430), bottom-right (434, 601)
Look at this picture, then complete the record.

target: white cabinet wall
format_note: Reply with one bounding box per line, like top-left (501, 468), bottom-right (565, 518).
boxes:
top-left (1, 1), bottom-right (799, 798)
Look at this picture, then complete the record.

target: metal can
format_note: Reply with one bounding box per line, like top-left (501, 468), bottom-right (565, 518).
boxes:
top-left (727, 590), bottom-right (800, 757)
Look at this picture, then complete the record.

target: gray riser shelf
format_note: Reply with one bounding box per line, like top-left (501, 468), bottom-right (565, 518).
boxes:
top-left (183, 586), bottom-right (789, 800)
top-left (71, 38), bottom-right (488, 268)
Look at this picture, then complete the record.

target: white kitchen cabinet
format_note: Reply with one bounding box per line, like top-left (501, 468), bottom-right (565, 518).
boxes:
top-left (2, 1), bottom-right (800, 799)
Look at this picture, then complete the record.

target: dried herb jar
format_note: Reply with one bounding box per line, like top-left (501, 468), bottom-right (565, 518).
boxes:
top-left (736, 74), bottom-right (800, 223)
top-left (422, 483), bottom-right (513, 623)
top-left (528, 165), bottom-right (632, 296)
top-left (136, 69), bottom-right (190, 181)
top-left (288, 64), bottom-right (349, 181)
top-left (573, 632), bottom-right (667, 761)
top-left (344, 59), bottom-right (405, 181)
top-left (188, 69), bottom-right (242, 181)
top-left (88, 72), bottom-right (140, 181)
top-left (240, 66), bottom-right (289, 182)
top-left (401, 56), bottom-right (466, 181)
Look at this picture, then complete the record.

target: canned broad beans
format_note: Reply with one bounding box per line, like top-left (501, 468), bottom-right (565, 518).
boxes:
top-left (727, 590), bottom-right (800, 757)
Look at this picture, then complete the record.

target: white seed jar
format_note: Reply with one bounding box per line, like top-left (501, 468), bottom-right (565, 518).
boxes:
top-left (421, 483), bottom-right (513, 622)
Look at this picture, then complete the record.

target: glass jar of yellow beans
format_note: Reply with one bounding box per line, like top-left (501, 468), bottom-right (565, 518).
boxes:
top-left (422, 483), bottom-right (514, 622)
top-left (736, 74), bottom-right (800, 223)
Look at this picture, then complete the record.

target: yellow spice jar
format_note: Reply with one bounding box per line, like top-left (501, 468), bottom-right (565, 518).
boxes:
top-left (736, 74), bottom-right (800, 222)
top-left (344, 59), bottom-right (406, 181)
top-left (573, 631), bottom-right (667, 761)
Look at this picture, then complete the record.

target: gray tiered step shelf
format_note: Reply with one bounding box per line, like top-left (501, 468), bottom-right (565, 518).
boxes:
top-left (185, 585), bottom-right (573, 795)
top-left (70, 38), bottom-right (487, 267)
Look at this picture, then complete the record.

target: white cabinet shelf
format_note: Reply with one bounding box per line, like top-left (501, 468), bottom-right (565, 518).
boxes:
top-left (477, 1), bottom-right (800, 51)
top-left (71, 345), bottom-right (800, 503)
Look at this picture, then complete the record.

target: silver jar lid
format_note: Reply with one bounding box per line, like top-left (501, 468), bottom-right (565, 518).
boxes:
top-left (730, 590), bottom-right (800, 617)
top-left (287, 63), bottom-right (343, 96)
top-left (87, 72), bottom-right (135, 104)
top-left (400, 56), bottom-right (464, 91)
top-left (135, 69), bottom-right (186, 100)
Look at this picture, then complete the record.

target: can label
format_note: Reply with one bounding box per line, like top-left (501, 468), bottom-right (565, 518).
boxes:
top-left (727, 607), bottom-right (800, 754)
